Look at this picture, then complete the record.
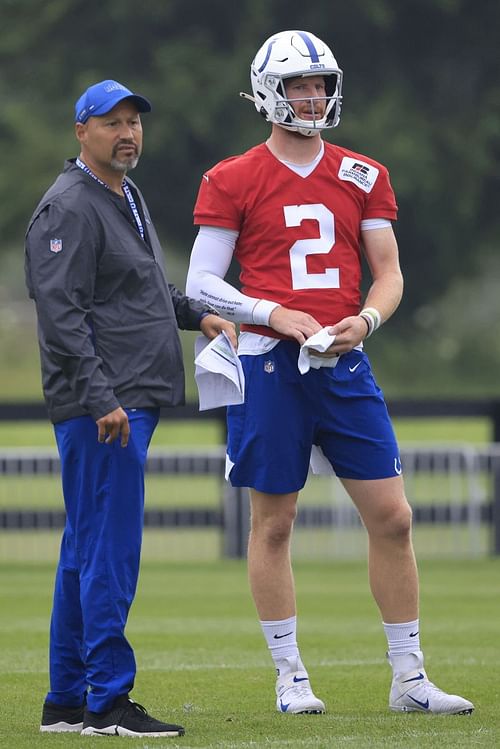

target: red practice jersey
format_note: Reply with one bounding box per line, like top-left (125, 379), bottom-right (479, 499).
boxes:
top-left (194, 141), bottom-right (398, 337)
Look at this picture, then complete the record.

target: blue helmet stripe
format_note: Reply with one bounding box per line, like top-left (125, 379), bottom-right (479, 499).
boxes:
top-left (258, 40), bottom-right (276, 73)
top-left (296, 31), bottom-right (320, 63)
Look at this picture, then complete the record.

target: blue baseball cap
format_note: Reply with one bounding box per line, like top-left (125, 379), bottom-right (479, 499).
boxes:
top-left (75, 79), bottom-right (152, 123)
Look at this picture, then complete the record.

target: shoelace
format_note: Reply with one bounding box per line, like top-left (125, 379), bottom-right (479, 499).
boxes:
top-left (404, 678), bottom-right (456, 705)
top-left (126, 700), bottom-right (149, 714)
top-left (280, 683), bottom-right (312, 700)
top-left (119, 699), bottom-right (153, 721)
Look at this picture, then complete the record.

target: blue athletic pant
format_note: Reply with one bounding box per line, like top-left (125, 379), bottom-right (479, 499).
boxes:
top-left (46, 408), bottom-right (159, 713)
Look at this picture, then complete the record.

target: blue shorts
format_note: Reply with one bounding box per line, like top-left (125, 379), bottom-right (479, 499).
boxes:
top-left (226, 340), bottom-right (401, 494)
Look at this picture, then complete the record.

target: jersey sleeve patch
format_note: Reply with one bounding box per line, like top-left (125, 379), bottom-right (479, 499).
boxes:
top-left (338, 157), bottom-right (379, 194)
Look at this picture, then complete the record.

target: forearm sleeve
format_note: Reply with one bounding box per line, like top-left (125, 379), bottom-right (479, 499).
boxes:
top-left (186, 226), bottom-right (279, 324)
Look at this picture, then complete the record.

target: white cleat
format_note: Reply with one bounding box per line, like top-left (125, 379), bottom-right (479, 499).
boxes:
top-left (276, 670), bottom-right (325, 714)
top-left (389, 668), bottom-right (474, 715)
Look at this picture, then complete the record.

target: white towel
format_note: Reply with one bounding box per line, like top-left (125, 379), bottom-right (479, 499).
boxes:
top-left (298, 327), bottom-right (339, 374)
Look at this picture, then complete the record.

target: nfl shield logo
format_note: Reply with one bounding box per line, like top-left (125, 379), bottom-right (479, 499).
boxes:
top-left (50, 238), bottom-right (63, 254)
top-left (264, 360), bottom-right (275, 374)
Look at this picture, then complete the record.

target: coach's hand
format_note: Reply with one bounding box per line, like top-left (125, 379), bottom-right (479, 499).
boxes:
top-left (200, 314), bottom-right (238, 349)
top-left (96, 407), bottom-right (130, 447)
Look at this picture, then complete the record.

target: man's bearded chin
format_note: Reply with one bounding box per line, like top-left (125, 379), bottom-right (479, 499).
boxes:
top-left (111, 144), bottom-right (141, 172)
top-left (111, 155), bottom-right (139, 172)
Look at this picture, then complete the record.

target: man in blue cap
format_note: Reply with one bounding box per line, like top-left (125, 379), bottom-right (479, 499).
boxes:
top-left (26, 80), bottom-right (235, 738)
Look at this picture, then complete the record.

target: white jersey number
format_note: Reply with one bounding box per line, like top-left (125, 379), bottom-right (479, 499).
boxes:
top-left (284, 203), bottom-right (339, 290)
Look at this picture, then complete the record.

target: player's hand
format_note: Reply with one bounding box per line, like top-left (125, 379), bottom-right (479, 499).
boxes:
top-left (200, 314), bottom-right (238, 349)
top-left (324, 315), bottom-right (370, 354)
top-left (269, 306), bottom-right (322, 344)
top-left (96, 407), bottom-right (130, 447)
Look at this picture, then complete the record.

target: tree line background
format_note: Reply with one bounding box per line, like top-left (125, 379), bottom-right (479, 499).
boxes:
top-left (0, 0), bottom-right (499, 399)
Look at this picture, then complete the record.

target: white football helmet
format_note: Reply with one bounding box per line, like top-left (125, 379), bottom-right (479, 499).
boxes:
top-left (246, 30), bottom-right (343, 137)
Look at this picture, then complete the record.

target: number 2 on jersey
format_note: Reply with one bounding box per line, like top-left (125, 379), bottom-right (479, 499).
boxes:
top-left (284, 204), bottom-right (339, 290)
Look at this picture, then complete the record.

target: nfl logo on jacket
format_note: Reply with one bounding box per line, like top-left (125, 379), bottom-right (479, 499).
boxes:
top-left (49, 238), bottom-right (63, 254)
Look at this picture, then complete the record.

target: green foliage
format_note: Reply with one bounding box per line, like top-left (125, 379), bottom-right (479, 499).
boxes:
top-left (1, 0), bottom-right (500, 395)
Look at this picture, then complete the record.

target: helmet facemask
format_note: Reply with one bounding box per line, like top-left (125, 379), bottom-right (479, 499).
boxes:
top-left (271, 71), bottom-right (342, 137)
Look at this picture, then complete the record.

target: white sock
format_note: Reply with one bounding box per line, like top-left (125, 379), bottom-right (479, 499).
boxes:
top-left (384, 619), bottom-right (423, 675)
top-left (259, 616), bottom-right (305, 676)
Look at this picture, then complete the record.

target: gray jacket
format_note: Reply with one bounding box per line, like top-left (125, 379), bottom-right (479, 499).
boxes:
top-left (25, 159), bottom-right (211, 424)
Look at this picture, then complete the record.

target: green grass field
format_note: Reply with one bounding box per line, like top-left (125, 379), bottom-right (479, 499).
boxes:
top-left (1, 417), bottom-right (498, 744)
top-left (0, 559), bottom-right (499, 748)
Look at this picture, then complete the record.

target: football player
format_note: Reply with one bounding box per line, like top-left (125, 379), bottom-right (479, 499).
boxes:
top-left (187, 30), bottom-right (473, 716)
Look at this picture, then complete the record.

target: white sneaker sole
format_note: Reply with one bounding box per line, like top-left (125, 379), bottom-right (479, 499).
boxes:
top-left (390, 703), bottom-right (474, 715)
top-left (40, 721), bottom-right (83, 733)
top-left (81, 724), bottom-right (183, 736)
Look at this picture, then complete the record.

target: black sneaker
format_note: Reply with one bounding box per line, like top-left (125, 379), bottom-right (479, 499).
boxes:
top-left (40, 699), bottom-right (84, 733)
top-left (81, 694), bottom-right (185, 737)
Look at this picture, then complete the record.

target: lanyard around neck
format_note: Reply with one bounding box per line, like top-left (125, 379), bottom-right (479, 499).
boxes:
top-left (76, 158), bottom-right (145, 241)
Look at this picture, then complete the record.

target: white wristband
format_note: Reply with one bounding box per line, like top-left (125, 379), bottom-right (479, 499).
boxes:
top-left (252, 299), bottom-right (281, 326)
top-left (359, 307), bottom-right (381, 338)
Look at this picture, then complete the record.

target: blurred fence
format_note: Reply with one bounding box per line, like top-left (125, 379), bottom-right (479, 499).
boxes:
top-left (2, 398), bottom-right (500, 436)
top-left (2, 399), bottom-right (500, 561)
top-left (1, 442), bottom-right (500, 562)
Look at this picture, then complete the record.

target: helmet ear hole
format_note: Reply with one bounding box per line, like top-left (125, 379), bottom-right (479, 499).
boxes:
top-left (277, 80), bottom-right (287, 99)
top-left (325, 74), bottom-right (338, 98)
